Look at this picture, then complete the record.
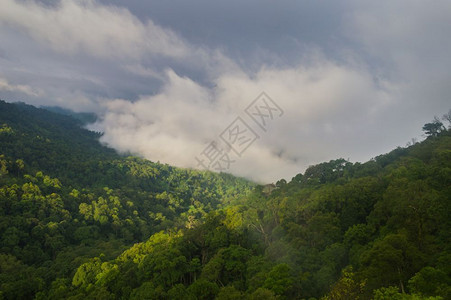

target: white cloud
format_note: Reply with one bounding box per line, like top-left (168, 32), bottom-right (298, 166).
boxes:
top-left (0, 0), bottom-right (189, 59)
top-left (1, 0), bottom-right (450, 183)
top-left (0, 77), bottom-right (43, 97)
top-left (91, 70), bottom-right (226, 164)
top-left (92, 60), bottom-right (395, 183)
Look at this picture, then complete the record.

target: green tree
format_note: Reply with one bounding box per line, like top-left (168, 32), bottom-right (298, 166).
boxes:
top-left (408, 267), bottom-right (451, 298)
top-left (216, 285), bottom-right (244, 300)
top-left (247, 288), bottom-right (277, 300)
top-left (263, 263), bottom-right (294, 296)
top-left (187, 279), bottom-right (219, 300)
top-left (422, 118), bottom-right (445, 137)
top-left (360, 233), bottom-right (423, 293)
top-left (324, 266), bottom-right (366, 300)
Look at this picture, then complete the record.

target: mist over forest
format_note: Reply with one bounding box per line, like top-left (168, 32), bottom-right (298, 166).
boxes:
top-left (1, 1), bottom-right (450, 299)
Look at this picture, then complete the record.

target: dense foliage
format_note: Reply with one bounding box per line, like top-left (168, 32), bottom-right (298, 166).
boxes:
top-left (0, 100), bottom-right (253, 299)
top-left (0, 100), bottom-right (450, 299)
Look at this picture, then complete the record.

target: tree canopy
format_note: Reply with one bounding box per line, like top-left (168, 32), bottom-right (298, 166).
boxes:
top-left (0, 100), bottom-right (450, 299)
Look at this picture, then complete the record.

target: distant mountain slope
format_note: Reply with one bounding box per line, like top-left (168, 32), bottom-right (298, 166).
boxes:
top-left (40, 105), bottom-right (98, 125)
top-left (0, 100), bottom-right (117, 186)
top-left (0, 100), bottom-right (252, 191)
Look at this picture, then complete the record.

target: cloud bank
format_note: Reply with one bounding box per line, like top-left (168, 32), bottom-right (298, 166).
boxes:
top-left (1, 0), bottom-right (450, 182)
top-left (0, 0), bottom-right (188, 59)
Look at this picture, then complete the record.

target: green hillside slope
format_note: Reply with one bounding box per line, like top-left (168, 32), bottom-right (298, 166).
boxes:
top-left (0, 100), bottom-right (253, 299)
top-left (63, 126), bottom-right (450, 299)
top-left (0, 100), bottom-right (449, 299)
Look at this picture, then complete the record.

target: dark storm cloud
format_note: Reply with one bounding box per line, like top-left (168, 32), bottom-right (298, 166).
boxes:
top-left (1, 0), bottom-right (450, 182)
top-left (100, 0), bottom-right (349, 67)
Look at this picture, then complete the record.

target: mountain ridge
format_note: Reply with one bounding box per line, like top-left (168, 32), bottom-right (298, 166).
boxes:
top-left (0, 99), bottom-right (449, 299)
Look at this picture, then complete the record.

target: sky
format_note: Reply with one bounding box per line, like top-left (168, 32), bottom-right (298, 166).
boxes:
top-left (0, 0), bottom-right (450, 182)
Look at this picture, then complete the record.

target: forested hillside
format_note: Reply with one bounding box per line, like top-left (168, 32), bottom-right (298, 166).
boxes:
top-left (0, 100), bottom-right (254, 299)
top-left (0, 100), bottom-right (450, 299)
top-left (58, 130), bottom-right (450, 300)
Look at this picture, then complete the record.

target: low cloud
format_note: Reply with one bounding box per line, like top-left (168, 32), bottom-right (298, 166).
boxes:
top-left (92, 59), bottom-right (395, 182)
